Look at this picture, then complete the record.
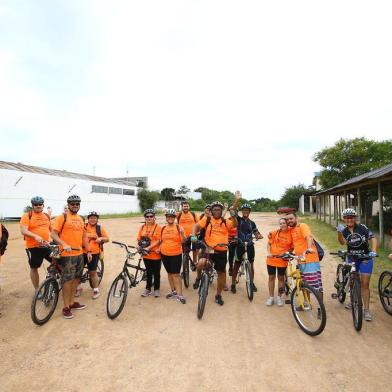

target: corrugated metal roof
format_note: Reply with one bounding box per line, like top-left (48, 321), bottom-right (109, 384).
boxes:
top-left (315, 162), bottom-right (392, 195)
top-left (0, 161), bottom-right (138, 186)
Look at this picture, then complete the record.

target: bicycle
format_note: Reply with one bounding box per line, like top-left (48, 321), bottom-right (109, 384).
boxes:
top-left (331, 251), bottom-right (376, 331)
top-left (235, 238), bottom-right (257, 302)
top-left (31, 244), bottom-right (79, 325)
top-left (272, 252), bottom-right (326, 336)
top-left (182, 239), bottom-right (196, 288)
top-left (379, 267), bottom-right (392, 316)
top-left (196, 242), bottom-right (226, 320)
top-left (77, 256), bottom-right (104, 291)
top-left (106, 241), bottom-right (148, 320)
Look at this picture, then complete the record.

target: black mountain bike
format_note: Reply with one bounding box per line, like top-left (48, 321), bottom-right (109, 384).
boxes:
top-left (182, 239), bottom-right (196, 288)
top-left (331, 251), bottom-right (376, 331)
top-left (106, 241), bottom-right (148, 319)
top-left (235, 238), bottom-right (257, 301)
top-left (378, 267), bottom-right (392, 316)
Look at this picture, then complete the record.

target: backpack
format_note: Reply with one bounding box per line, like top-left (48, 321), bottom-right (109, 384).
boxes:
top-left (177, 211), bottom-right (196, 225)
top-left (85, 223), bottom-right (104, 249)
top-left (0, 224), bottom-right (9, 256)
top-left (314, 239), bottom-right (324, 261)
top-left (198, 216), bottom-right (228, 241)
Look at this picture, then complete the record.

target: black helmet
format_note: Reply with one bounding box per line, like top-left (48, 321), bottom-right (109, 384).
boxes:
top-left (138, 236), bottom-right (151, 248)
top-left (143, 208), bottom-right (155, 217)
top-left (67, 194), bottom-right (81, 203)
top-left (31, 196), bottom-right (44, 205)
top-left (87, 211), bottom-right (99, 219)
top-left (210, 201), bottom-right (224, 209)
top-left (240, 203), bottom-right (252, 211)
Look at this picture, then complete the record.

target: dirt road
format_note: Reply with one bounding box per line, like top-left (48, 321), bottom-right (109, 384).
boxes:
top-left (0, 214), bottom-right (391, 392)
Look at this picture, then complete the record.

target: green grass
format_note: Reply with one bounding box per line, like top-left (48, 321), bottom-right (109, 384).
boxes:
top-left (301, 216), bottom-right (392, 293)
top-left (97, 212), bottom-right (143, 219)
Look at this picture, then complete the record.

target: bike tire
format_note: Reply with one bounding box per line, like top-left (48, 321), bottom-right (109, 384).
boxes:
top-left (290, 283), bottom-right (326, 336)
top-left (182, 254), bottom-right (190, 288)
top-left (31, 277), bottom-right (59, 326)
top-left (378, 271), bottom-right (392, 316)
top-left (244, 261), bottom-right (254, 302)
top-left (351, 275), bottom-right (363, 331)
top-left (106, 273), bottom-right (129, 320)
top-left (89, 259), bottom-right (105, 289)
top-left (197, 273), bottom-right (209, 320)
top-left (336, 264), bottom-right (346, 304)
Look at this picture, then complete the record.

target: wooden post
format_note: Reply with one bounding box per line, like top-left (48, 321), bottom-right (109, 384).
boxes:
top-left (378, 182), bottom-right (384, 247)
top-left (334, 194), bottom-right (338, 226)
top-left (323, 195), bottom-right (326, 222)
top-left (343, 191), bottom-right (347, 210)
top-left (328, 194), bottom-right (332, 225)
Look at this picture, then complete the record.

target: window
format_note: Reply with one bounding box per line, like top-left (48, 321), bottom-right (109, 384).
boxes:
top-left (123, 188), bottom-right (135, 196)
top-left (92, 185), bottom-right (108, 194)
top-left (109, 187), bottom-right (122, 195)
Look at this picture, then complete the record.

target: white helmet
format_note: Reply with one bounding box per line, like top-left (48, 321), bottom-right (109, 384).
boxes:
top-left (342, 208), bottom-right (357, 217)
top-left (165, 208), bottom-right (176, 217)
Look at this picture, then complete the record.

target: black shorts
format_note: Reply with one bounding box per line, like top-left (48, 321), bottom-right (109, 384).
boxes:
top-left (210, 251), bottom-right (227, 273)
top-left (236, 244), bottom-right (255, 263)
top-left (267, 265), bottom-right (286, 276)
top-left (162, 254), bottom-right (182, 274)
top-left (26, 247), bottom-right (51, 269)
top-left (83, 253), bottom-right (99, 271)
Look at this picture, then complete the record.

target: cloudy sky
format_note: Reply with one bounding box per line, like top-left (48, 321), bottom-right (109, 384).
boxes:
top-left (1, 0), bottom-right (391, 199)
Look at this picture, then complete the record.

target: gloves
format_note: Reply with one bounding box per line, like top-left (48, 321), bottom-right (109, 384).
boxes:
top-left (336, 224), bottom-right (345, 233)
top-left (368, 251), bottom-right (377, 258)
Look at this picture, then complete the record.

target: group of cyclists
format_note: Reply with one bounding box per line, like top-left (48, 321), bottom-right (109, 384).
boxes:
top-left (8, 190), bottom-right (388, 321)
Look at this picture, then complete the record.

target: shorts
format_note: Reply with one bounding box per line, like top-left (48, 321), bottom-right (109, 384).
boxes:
top-left (210, 251), bottom-right (227, 273)
top-left (26, 247), bottom-right (51, 269)
top-left (162, 254), bottom-right (182, 274)
top-left (83, 253), bottom-right (99, 271)
top-left (347, 256), bottom-right (374, 275)
top-left (299, 262), bottom-right (323, 292)
top-left (58, 254), bottom-right (84, 284)
top-left (267, 265), bottom-right (286, 276)
top-left (235, 244), bottom-right (255, 263)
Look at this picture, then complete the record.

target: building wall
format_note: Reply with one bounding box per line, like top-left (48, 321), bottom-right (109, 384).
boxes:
top-left (0, 169), bottom-right (140, 218)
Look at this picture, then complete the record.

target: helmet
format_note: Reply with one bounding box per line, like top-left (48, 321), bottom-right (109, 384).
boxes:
top-left (87, 211), bottom-right (99, 219)
top-left (342, 208), bottom-right (357, 217)
top-left (143, 208), bottom-right (155, 217)
top-left (240, 203), bottom-right (252, 210)
top-left (165, 208), bottom-right (177, 216)
top-left (67, 194), bottom-right (81, 203)
top-left (138, 236), bottom-right (151, 248)
top-left (31, 196), bottom-right (44, 205)
top-left (210, 201), bottom-right (224, 209)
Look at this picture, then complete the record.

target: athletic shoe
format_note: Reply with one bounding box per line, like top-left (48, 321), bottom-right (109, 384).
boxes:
top-left (363, 309), bottom-right (373, 321)
top-left (223, 284), bottom-right (229, 291)
top-left (74, 286), bottom-right (83, 297)
top-left (177, 295), bottom-right (186, 304)
top-left (252, 283), bottom-right (258, 292)
top-left (154, 290), bottom-right (160, 298)
top-left (193, 278), bottom-right (201, 290)
top-left (345, 302), bottom-right (352, 310)
top-left (276, 296), bottom-right (284, 306)
top-left (215, 295), bottom-right (224, 306)
top-left (231, 284), bottom-right (237, 294)
top-left (165, 290), bottom-right (177, 299)
top-left (141, 289), bottom-right (151, 297)
top-left (70, 302), bottom-right (86, 310)
top-left (92, 289), bottom-right (100, 300)
top-left (266, 297), bottom-right (274, 306)
top-left (63, 307), bottom-right (74, 319)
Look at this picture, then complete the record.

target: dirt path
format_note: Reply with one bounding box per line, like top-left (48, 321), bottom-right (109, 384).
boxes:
top-left (0, 213), bottom-right (391, 392)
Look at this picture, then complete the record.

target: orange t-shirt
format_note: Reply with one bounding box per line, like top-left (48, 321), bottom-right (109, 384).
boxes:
top-left (198, 216), bottom-right (234, 251)
top-left (177, 211), bottom-right (198, 237)
top-left (137, 223), bottom-right (162, 260)
top-left (160, 224), bottom-right (183, 256)
top-left (84, 224), bottom-right (109, 255)
top-left (20, 212), bottom-right (51, 249)
top-left (52, 213), bottom-right (85, 256)
top-left (290, 223), bottom-right (319, 263)
top-left (267, 229), bottom-right (293, 267)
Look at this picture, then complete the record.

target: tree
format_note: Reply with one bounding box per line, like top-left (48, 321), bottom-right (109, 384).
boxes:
top-left (137, 189), bottom-right (160, 212)
top-left (177, 185), bottom-right (190, 195)
top-left (279, 184), bottom-right (307, 210)
top-left (160, 187), bottom-right (175, 201)
top-left (313, 138), bottom-right (392, 189)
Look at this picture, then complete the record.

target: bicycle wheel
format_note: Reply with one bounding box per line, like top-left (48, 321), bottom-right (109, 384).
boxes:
top-left (197, 273), bottom-right (209, 320)
top-left (106, 273), bottom-right (129, 320)
top-left (291, 283), bottom-right (326, 336)
top-left (284, 270), bottom-right (292, 296)
top-left (244, 261), bottom-right (254, 302)
top-left (31, 277), bottom-right (59, 326)
top-left (182, 254), bottom-right (190, 288)
top-left (336, 264), bottom-right (346, 304)
top-left (379, 271), bottom-right (392, 315)
top-left (351, 276), bottom-right (363, 331)
top-left (89, 259), bottom-right (104, 289)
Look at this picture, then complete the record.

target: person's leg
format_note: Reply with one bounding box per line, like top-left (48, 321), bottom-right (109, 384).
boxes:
top-left (153, 260), bottom-right (161, 291)
top-left (27, 249), bottom-right (44, 290)
top-left (361, 274), bottom-right (371, 310)
top-left (228, 243), bottom-right (235, 275)
top-left (173, 274), bottom-right (183, 296)
top-left (215, 253), bottom-right (227, 297)
top-left (70, 255), bottom-right (87, 308)
top-left (144, 259), bottom-right (153, 291)
top-left (88, 254), bottom-right (99, 289)
top-left (217, 271), bottom-right (225, 296)
top-left (277, 268), bottom-right (286, 296)
top-left (30, 268), bottom-right (40, 290)
top-left (231, 261), bottom-right (241, 287)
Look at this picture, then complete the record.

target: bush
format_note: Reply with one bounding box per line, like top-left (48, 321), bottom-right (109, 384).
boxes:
top-left (137, 189), bottom-right (160, 212)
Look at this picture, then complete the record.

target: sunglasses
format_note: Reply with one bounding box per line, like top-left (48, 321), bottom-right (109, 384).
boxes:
top-left (145, 215), bottom-right (154, 218)
top-left (69, 202), bottom-right (80, 206)
top-left (32, 203), bottom-right (43, 207)
top-left (344, 216), bottom-right (355, 219)
top-left (166, 215), bottom-right (175, 218)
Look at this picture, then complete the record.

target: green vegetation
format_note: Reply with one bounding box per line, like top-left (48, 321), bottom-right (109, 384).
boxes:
top-left (98, 212), bottom-right (144, 219)
top-left (279, 184), bottom-right (309, 210)
top-left (137, 188), bottom-right (160, 212)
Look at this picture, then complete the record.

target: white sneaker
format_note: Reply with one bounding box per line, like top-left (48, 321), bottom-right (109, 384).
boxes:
top-left (276, 296), bottom-right (284, 306)
top-left (74, 285), bottom-right (83, 297)
top-left (92, 289), bottom-right (100, 299)
top-left (363, 309), bottom-right (373, 321)
top-left (345, 302), bottom-right (352, 310)
top-left (266, 297), bottom-right (274, 306)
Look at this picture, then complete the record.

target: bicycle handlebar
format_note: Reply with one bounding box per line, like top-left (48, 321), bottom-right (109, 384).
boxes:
top-left (330, 251), bottom-right (378, 260)
top-left (112, 241), bottom-right (148, 256)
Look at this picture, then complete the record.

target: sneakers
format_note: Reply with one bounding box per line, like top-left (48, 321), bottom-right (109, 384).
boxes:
top-left (177, 295), bottom-right (186, 304)
top-left (252, 283), bottom-right (258, 292)
top-left (276, 296), bottom-right (284, 306)
top-left (92, 289), bottom-right (100, 299)
top-left (345, 302), bottom-right (353, 310)
top-left (231, 284), bottom-right (237, 294)
top-left (74, 286), bottom-right (83, 297)
top-left (363, 309), bottom-right (373, 321)
top-left (166, 290), bottom-right (177, 299)
top-left (193, 278), bottom-right (201, 290)
top-left (154, 290), bottom-right (160, 298)
top-left (215, 295), bottom-right (224, 306)
top-left (266, 297), bottom-right (274, 306)
top-left (70, 302), bottom-right (86, 310)
top-left (62, 307), bottom-right (74, 319)
top-left (223, 284), bottom-right (229, 291)
top-left (141, 289), bottom-right (152, 297)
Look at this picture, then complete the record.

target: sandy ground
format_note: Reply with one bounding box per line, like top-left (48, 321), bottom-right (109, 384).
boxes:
top-left (0, 213), bottom-right (391, 392)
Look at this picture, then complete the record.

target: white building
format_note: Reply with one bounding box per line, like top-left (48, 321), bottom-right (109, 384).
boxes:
top-left (0, 161), bottom-right (143, 219)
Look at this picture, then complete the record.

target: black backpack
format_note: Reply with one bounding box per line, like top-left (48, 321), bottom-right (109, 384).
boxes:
top-left (0, 224), bottom-right (9, 256)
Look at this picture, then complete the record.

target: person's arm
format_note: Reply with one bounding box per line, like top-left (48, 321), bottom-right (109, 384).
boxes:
top-left (370, 237), bottom-right (378, 254)
top-left (51, 230), bottom-right (71, 251)
top-left (267, 242), bottom-right (272, 257)
top-left (305, 235), bottom-right (314, 253)
top-left (231, 190), bottom-right (242, 211)
top-left (192, 222), bottom-right (202, 237)
top-left (179, 226), bottom-right (186, 243)
top-left (20, 225), bottom-right (45, 244)
top-left (337, 232), bottom-right (346, 245)
top-left (222, 202), bottom-right (228, 218)
top-left (83, 231), bottom-right (92, 262)
top-left (252, 221), bottom-right (263, 240)
top-left (96, 227), bottom-right (109, 244)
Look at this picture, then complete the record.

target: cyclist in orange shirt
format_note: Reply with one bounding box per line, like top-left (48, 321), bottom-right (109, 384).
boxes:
top-left (160, 209), bottom-right (187, 303)
top-left (266, 218), bottom-right (293, 306)
top-left (137, 209), bottom-right (162, 298)
top-left (177, 201), bottom-right (198, 267)
top-left (20, 196), bottom-right (52, 292)
top-left (51, 195), bottom-right (90, 319)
